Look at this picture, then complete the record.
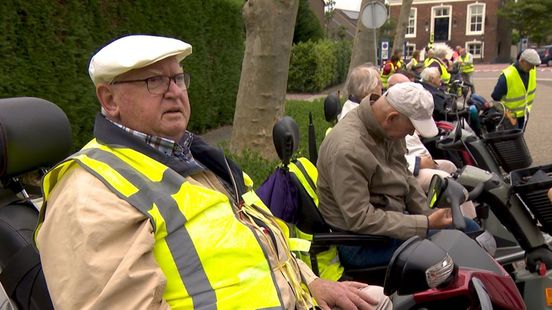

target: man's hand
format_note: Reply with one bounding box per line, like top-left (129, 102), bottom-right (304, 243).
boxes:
top-left (420, 155), bottom-right (437, 169)
top-left (308, 278), bottom-right (380, 310)
top-left (428, 208), bottom-right (453, 229)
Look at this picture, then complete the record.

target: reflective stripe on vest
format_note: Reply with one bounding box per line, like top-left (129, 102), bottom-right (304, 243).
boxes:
top-left (428, 58), bottom-right (451, 84)
top-left (460, 54), bottom-right (474, 73)
top-left (38, 139), bottom-right (285, 309)
top-left (288, 158), bottom-right (344, 282)
top-left (502, 65), bottom-right (537, 117)
top-left (380, 62), bottom-right (396, 89)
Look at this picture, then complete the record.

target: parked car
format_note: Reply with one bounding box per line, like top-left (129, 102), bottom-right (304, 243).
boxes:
top-left (537, 45), bottom-right (552, 66)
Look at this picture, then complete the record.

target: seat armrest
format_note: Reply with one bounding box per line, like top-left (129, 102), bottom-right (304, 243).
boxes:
top-left (312, 232), bottom-right (390, 247)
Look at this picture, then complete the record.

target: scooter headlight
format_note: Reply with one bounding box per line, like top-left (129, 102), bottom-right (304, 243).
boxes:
top-left (384, 236), bottom-right (457, 296)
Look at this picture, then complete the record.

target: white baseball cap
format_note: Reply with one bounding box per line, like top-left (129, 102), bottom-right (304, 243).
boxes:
top-left (384, 82), bottom-right (438, 138)
top-left (88, 35), bottom-right (192, 85)
top-left (520, 48), bottom-right (541, 66)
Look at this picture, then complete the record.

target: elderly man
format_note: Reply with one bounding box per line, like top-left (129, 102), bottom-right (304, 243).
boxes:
top-left (317, 82), bottom-right (455, 268)
top-left (35, 35), bottom-right (390, 309)
top-left (419, 67), bottom-right (451, 122)
top-left (491, 48), bottom-right (540, 130)
top-left (339, 64), bottom-right (382, 121)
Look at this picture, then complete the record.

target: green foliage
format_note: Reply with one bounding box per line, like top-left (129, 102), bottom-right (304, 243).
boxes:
top-left (0, 0), bottom-right (244, 150)
top-left (294, 0), bottom-right (324, 44)
top-left (288, 39), bottom-right (351, 92)
top-left (499, 0), bottom-right (552, 45)
top-left (227, 97), bottom-right (333, 187)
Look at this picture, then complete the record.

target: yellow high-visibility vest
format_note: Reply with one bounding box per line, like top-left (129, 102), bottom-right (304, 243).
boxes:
top-left (37, 139), bottom-right (313, 309)
top-left (460, 54), bottom-right (474, 73)
top-left (381, 62), bottom-right (396, 89)
top-left (501, 65), bottom-right (537, 117)
top-left (428, 58), bottom-right (451, 84)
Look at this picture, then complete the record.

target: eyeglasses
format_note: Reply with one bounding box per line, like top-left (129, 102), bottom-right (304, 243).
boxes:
top-left (369, 93), bottom-right (381, 103)
top-left (111, 72), bottom-right (190, 95)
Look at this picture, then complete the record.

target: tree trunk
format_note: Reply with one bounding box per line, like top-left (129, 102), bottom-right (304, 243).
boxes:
top-left (230, 0), bottom-right (299, 160)
top-left (392, 0), bottom-right (413, 55)
top-left (344, 0), bottom-right (382, 98)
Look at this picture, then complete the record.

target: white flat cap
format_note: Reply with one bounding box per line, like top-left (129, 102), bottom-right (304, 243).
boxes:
top-left (520, 48), bottom-right (541, 66)
top-left (385, 82), bottom-right (438, 138)
top-left (88, 35), bottom-right (192, 85)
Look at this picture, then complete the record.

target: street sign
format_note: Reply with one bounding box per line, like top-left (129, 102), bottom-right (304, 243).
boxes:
top-left (360, 2), bottom-right (387, 29)
top-left (381, 41), bottom-right (389, 61)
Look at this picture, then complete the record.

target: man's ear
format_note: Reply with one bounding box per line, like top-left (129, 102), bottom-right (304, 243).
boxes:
top-left (96, 84), bottom-right (119, 118)
top-left (386, 111), bottom-right (400, 123)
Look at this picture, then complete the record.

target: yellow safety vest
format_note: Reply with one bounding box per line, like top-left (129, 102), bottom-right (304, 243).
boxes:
top-left (288, 158), bottom-right (344, 282)
top-left (459, 54), bottom-right (474, 73)
top-left (37, 139), bottom-right (313, 309)
top-left (423, 57), bottom-right (432, 68)
top-left (380, 62), bottom-right (396, 89)
top-left (428, 58), bottom-right (451, 84)
top-left (501, 65), bottom-right (537, 117)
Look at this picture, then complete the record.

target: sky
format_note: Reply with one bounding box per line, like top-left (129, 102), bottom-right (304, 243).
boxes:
top-left (333, 0), bottom-right (362, 12)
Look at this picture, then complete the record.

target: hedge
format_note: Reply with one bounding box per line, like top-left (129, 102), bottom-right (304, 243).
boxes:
top-left (288, 39), bottom-right (351, 93)
top-left (0, 0), bottom-right (244, 150)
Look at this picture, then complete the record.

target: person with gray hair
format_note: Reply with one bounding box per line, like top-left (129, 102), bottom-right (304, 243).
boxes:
top-left (426, 46), bottom-right (452, 85)
top-left (491, 48), bottom-right (540, 130)
top-left (35, 34), bottom-right (390, 309)
top-left (419, 67), bottom-right (451, 122)
top-left (339, 64), bottom-right (382, 121)
top-left (317, 82), bottom-right (480, 268)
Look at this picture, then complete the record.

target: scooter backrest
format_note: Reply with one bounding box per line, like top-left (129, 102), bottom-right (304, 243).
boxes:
top-left (324, 93), bottom-right (341, 123)
top-left (272, 116), bottom-right (299, 166)
top-left (0, 97), bottom-right (72, 179)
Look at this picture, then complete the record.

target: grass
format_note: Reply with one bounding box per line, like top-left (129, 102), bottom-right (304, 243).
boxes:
top-left (228, 97), bottom-right (335, 187)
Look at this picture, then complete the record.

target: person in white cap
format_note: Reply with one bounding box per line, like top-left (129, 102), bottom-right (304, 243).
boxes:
top-left (317, 82), bottom-right (479, 268)
top-left (35, 35), bottom-right (391, 310)
top-left (491, 48), bottom-right (541, 130)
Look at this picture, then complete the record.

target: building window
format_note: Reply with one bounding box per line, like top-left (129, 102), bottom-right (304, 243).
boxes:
top-left (406, 8), bottom-right (416, 38)
top-left (466, 41), bottom-right (484, 59)
top-left (466, 3), bottom-right (485, 35)
top-left (405, 43), bottom-right (416, 57)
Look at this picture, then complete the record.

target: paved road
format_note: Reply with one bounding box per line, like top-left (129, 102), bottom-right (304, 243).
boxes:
top-left (472, 64), bottom-right (552, 167)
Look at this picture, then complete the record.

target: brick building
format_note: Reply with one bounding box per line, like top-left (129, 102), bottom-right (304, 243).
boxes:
top-left (388, 0), bottom-right (511, 63)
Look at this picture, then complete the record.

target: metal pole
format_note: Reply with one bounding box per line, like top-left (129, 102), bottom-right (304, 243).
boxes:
top-left (371, 2), bottom-right (377, 66)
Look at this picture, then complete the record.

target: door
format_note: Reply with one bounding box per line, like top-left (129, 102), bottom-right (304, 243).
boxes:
top-left (434, 17), bottom-right (449, 41)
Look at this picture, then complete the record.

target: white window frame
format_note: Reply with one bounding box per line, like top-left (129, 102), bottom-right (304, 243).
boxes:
top-left (405, 8), bottom-right (417, 38)
top-left (431, 5), bottom-right (452, 42)
top-left (405, 43), bottom-right (416, 58)
top-left (466, 3), bottom-right (485, 36)
top-left (466, 40), bottom-right (484, 59)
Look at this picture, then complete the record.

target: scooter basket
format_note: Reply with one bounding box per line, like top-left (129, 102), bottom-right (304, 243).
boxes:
top-left (511, 165), bottom-right (552, 234)
top-left (482, 129), bottom-right (532, 172)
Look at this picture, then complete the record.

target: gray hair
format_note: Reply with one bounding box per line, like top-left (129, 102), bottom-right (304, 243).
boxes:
top-left (420, 67), bottom-right (440, 83)
top-left (433, 46), bottom-right (448, 59)
top-left (345, 64), bottom-right (381, 101)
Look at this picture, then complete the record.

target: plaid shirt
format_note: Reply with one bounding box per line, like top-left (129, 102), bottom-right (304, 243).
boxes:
top-left (109, 120), bottom-right (203, 169)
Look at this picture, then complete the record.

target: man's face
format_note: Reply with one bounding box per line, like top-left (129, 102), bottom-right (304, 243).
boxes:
top-left (107, 57), bottom-right (191, 141)
top-left (519, 59), bottom-right (536, 73)
top-left (381, 98), bottom-right (416, 140)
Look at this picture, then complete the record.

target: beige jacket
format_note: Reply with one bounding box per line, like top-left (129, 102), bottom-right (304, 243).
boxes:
top-left (317, 100), bottom-right (431, 240)
top-left (37, 166), bottom-right (317, 309)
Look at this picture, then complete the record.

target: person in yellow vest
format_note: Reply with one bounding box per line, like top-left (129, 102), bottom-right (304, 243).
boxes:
top-left (456, 48), bottom-right (475, 90)
top-left (406, 50), bottom-right (420, 72)
top-left (380, 53), bottom-right (401, 90)
top-left (491, 48), bottom-right (540, 130)
top-left (423, 48), bottom-right (434, 68)
top-left (35, 35), bottom-right (391, 309)
top-left (426, 46), bottom-right (451, 85)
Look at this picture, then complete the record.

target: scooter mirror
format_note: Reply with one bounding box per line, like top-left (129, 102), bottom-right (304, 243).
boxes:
top-left (428, 175), bottom-right (446, 209)
top-left (384, 236), bottom-right (456, 296)
top-left (323, 93), bottom-right (341, 123)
